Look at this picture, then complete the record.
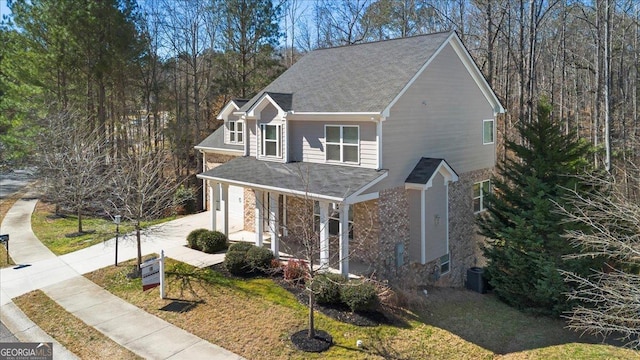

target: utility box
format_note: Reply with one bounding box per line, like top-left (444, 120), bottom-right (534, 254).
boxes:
top-left (466, 267), bottom-right (487, 294)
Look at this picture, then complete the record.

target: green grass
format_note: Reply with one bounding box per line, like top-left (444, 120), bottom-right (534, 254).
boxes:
top-left (31, 201), bottom-right (177, 255)
top-left (84, 258), bottom-right (639, 360)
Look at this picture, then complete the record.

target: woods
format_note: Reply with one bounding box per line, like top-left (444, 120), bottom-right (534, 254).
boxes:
top-left (2, 0), bottom-right (639, 186)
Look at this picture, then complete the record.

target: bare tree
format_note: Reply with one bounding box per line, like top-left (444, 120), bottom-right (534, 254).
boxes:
top-left (39, 111), bottom-right (109, 234)
top-left (560, 159), bottom-right (640, 348)
top-left (109, 148), bottom-right (181, 273)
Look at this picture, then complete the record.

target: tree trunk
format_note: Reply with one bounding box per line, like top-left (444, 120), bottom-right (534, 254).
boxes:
top-left (308, 290), bottom-right (315, 339)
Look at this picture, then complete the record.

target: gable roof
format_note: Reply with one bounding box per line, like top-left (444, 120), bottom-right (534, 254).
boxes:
top-left (237, 31), bottom-right (503, 116)
top-left (405, 157), bottom-right (459, 190)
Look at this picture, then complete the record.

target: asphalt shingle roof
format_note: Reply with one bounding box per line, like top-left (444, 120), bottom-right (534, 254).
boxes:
top-left (194, 127), bottom-right (243, 152)
top-left (198, 156), bottom-right (387, 201)
top-left (239, 31), bottom-right (453, 113)
top-left (405, 157), bottom-right (457, 184)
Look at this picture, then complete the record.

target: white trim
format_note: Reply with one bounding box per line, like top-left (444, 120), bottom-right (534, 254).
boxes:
top-left (246, 93), bottom-right (287, 119)
top-left (444, 180), bottom-right (450, 271)
top-left (319, 201), bottom-right (330, 268)
top-left (473, 179), bottom-right (491, 213)
top-left (260, 123), bottom-right (282, 158)
top-left (286, 112), bottom-right (383, 122)
top-left (269, 193), bottom-right (279, 258)
top-left (347, 191), bottom-right (379, 204)
top-left (339, 203), bottom-right (350, 277)
top-left (324, 124), bottom-right (360, 164)
top-left (226, 120), bottom-right (244, 145)
top-left (344, 171), bottom-right (388, 204)
top-left (194, 146), bottom-right (243, 155)
top-left (483, 118), bottom-right (495, 145)
top-left (217, 101), bottom-right (241, 120)
top-left (376, 119), bottom-right (383, 170)
top-left (254, 190), bottom-right (264, 246)
top-left (404, 160), bottom-right (459, 191)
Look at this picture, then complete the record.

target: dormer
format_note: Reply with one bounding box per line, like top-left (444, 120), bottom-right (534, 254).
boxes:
top-left (236, 92), bottom-right (293, 163)
top-left (217, 99), bottom-right (249, 147)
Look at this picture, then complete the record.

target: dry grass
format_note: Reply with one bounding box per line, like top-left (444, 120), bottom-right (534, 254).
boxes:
top-left (84, 258), bottom-right (639, 360)
top-left (13, 290), bottom-right (142, 359)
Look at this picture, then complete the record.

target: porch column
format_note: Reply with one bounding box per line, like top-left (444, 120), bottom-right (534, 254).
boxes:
top-left (221, 183), bottom-right (229, 236)
top-left (269, 193), bottom-right (280, 258)
top-left (209, 181), bottom-right (217, 231)
top-left (339, 203), bottom-right (350, 277)
top-left (319, 201), bottom-right (330, 269)
top-left (254, 190), bottom-right (264, 246)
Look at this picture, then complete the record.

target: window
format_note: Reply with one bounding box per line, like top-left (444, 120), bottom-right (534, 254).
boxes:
top-left (483, 119), bottom-right (494, 144)
top-left (440, 253), bottom-right (450, 274)
top-left (325, 125), bottom-right (359, 163)
top-left (260, 124), bottom-right (280, 157)
top-left (228, 121), bottom-right (243, 144)
top-left (473, 180), bottom-right (491, 213)
top-left (314, 202), bottom-right (354, 239)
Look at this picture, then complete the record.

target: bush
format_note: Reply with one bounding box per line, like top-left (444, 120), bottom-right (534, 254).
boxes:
top-left (198, 231), bottom-right (228, 253)
top-left (186, 228), bottom-right (208, 250)
top-left (313, 273), bottom-right (347, 305)
top-left (341, 281), bottom-right (379, 312)
top-left (284, 259), bottom-right (308, 285)
top-left (228, 242), bottom-right (254, 253)
top-left (224, 250), bottom-right (248, 275)
top-left (246, 246), bottom-right (274, 273)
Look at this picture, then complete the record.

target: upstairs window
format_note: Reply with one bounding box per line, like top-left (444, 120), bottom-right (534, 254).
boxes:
top-left (473, 180), bottom-right (491, 213)
top-left (228, 120), bottom-right (243, 144)
top-left (260, 124), bottom-right (281, 157)
top-left (483, 119), bottom-right (494, 145)
top-left (325, 125), bottom-right (359, 163)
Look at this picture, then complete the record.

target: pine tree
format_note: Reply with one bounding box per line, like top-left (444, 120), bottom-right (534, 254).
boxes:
top-left (478, 100), bottom-right (598, 316)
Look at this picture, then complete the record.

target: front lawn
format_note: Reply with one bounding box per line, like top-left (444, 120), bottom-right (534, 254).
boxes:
top-left (31, 201), bottom-right (177, 255)
top-left (84, 258), bottom-right (638, 360)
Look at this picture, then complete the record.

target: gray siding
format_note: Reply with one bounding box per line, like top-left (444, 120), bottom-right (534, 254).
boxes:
top-left (288, 120), bottom-right (377, 169)
top-left (248, 120), bottom-right (257, 156)
top-left (407, 189), bottom-right (422, 262)
top-left (407, 172), bottom-right (448, 264)
top-left (379, 43), bottom-right (496, 189)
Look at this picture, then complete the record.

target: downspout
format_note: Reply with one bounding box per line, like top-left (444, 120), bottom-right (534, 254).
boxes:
top-left (201, 150), bottom-right (207, 211)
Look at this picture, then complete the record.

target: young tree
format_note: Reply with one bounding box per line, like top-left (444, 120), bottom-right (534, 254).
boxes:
top-left (109, 149), bottom-right (180, 273)
top-left (39, 112), bottom-right (109, 234)
top-left (478, 100), bottom-right (599, 316)
top-left (561, 160), bottom-right (640, 348)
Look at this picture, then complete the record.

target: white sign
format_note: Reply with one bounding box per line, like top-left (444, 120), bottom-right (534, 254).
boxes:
top-left (141, 251), bottom-right (165, 298)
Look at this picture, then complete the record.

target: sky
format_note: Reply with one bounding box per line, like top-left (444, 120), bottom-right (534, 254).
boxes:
top-left (0, 1), bottom-right (9, 21)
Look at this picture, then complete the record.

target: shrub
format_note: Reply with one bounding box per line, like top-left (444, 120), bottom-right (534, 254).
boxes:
top-left (228, 242), bottom-right (254, 253)
top-left (284, 259), bottom-right (308, 285)
top-left (313, 273), bottom-right (347, 305)
top-left (246, 246), bottom-right (274, 273)
top-left (224, 250), bottom-right (248, 275)
top-left (198, 231), bottom-right (228, 253)
top-left (186, 228), bottom-right (208, 250)
top-left (341, 281), bottom-right (379, 312)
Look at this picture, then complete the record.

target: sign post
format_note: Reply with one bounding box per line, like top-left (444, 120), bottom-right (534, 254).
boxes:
top-left (141, 250), bottom-right (165, 299)
top-left (0, 234), bottom-right (9, 263)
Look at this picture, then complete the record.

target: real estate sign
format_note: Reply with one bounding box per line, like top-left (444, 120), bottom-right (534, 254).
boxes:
top-left (141, 251), bottom-right (165, 298)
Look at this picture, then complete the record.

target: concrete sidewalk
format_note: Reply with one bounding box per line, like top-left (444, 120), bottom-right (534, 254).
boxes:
top-left (0, 193), bottom-right (245, 359)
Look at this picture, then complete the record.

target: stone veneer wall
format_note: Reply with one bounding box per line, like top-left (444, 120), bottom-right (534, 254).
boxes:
top-left (406, 167), bottom-right (494, 287)
top-left (349, 200), bottom-right (380, 264)
top-left (376, 186), bottom-right (411, 280)
top-left (243, 189), bottom-right (256, 231)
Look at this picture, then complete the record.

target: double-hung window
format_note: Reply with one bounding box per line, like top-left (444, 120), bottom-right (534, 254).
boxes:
top-left (260, 124), bottom-right (281, 157)
top-left (325, 125), bottom-right (359, 163)
top-left (228, 120), bottom-right (243, 144)
top-left (314, 202), bottom-right (354, 239)
top-left (473, 180), bottom-right (491, 213)
top-left (483, 119), bottom-right (494, 145)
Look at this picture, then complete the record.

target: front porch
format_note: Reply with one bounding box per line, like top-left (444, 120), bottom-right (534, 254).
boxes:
top-left (197, 157), bottom-right (388, 278)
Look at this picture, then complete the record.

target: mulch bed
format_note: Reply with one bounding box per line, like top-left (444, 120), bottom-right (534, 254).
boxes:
top-left (209, 262), bottom-right (396, 327)
top-left (290, 329), bottom-right (332, 352)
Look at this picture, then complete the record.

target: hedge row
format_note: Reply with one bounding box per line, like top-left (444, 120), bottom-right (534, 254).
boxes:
top-left (224, 243), bottom-right (275, 275)
top-left (312, 273), bottom-right (379, 312)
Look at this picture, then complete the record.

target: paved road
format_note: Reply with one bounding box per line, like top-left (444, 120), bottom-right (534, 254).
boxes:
top-left (0, 168), bottom-right (35, 200)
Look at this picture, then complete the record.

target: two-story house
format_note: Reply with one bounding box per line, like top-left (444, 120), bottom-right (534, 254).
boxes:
top-left (196, 31), bottom-right (504, 287)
